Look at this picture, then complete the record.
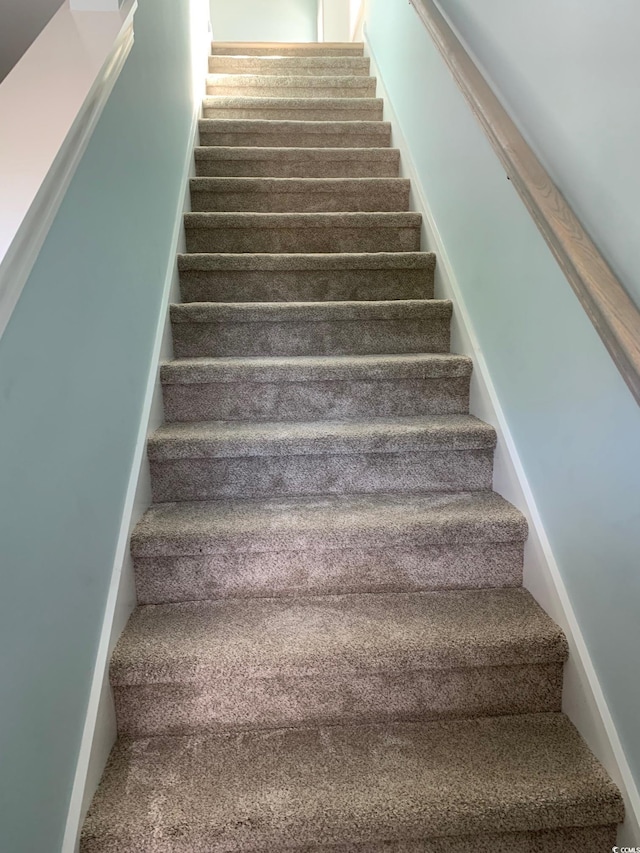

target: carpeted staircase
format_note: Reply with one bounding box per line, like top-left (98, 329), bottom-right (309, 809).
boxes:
top-left (81, 41), bottom-right (624, 852)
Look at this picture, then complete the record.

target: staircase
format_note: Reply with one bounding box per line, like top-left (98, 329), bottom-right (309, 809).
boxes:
top-left (81, 41), bottom-right (623, 852)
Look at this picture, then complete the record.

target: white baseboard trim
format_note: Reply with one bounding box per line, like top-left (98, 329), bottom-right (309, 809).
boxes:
top-left (60, 103), bottom-right (200, 853)
top-left (364, 30), bottom-right (640, 845)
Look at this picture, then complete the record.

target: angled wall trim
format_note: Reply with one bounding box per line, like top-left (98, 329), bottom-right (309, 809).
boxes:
top-left (70, 1), bottom-right (125, 10)
top-left (0, 0), bottom-right (137, 342)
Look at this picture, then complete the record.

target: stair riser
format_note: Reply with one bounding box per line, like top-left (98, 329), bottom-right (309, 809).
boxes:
top-left (150, 449), bottom-right (494, 502)
top-left (185, 224), bottom-right (421, 253)
top-left (113, 662), bottom-right (563, 737)
top-left (210, 44), bottom-right (365, 56)
top-left (171, 315), bottom-right (450, 358)
top-left (162, 377), bottom-right (470, 422)
top-left (298, 826), bottom-right (620, 853)
top-left (203, 103), bottom-right (384, 121)
top-left (195, 152), bottom-right (400, 178)
top-left (133, 542), bottom-right (524, 605)
top-left (190, 184), bottom-right (410, 213)
top-left (286, 826), bottom-right (620, 853)
top-left (199, 124), bottom-right (392, 148)
top-left (84, 825), bottom-right (613, 853)
top-left (209, 57), bottom-right (371, 76)
top-left (179, 267), bottom-right (434, 302)
top-left (206, 81), bottom-right (377, 99)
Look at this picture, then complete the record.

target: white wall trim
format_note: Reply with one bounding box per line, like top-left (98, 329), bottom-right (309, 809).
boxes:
top-left (317, 0), bottom-right (325, 42)
top-left (71, 1), bottom-right (125, 10)
top-left (319, 0), bottom-right (350, 41)
top-left (350, 0), bottom-right (365, 42)
top-left (364, 28), bottom-right (640, 846)
top-left (60, 94), bottom-right (201, 853)
top-left (0, 0), bottom-right (136, 343)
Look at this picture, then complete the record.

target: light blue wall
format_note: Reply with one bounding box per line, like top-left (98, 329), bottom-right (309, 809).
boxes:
top-left (0, 0), bottom-right (196, 849)
top-left (210, 0), bottom-right (317, 42)
top-left (436, 0), bottom-right (640, 307)
top-left (366, 0), bottom-right (640, 787)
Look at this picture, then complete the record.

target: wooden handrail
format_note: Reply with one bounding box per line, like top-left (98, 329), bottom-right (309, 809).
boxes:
top-left (409, 0), bottom-right (640, 406)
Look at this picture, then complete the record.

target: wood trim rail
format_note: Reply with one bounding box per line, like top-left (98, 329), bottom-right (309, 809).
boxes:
top-left (409, 0), bottom-right (640, 406)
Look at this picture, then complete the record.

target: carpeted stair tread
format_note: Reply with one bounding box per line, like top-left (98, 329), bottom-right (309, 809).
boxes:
top-left (177, 250), bottom-right (433, 272)
top-left (189, 176), bottom-right (410, 212)
top-left (209, 55), bottom-right (371, 75)
top-left (131, 490), bottom-right (527, 558)
top-left (170, 298), bottom-right (449, 324)
top-left (160, 353), bottom-right (471, 421)
top-left (184, 212), bottom-right (422, 254)
top-left (134, 548), bottom-right (525, 606)
top-left (133, 542), bottom-right (526, 606)
top-left (210, 41), bottom-right (365, 56)
top-left (198, 118), bottom-right (392, 147)
top-left (169, 298), bottom-right (451, 358)
top-left (111, 588), bottom-right (566, 684)
top-left (147, 413), bottom-right (495, 498)
top-left (178, 252), bottom-right (435, 302)
top-left (160, 352), bottom-right (470, 384)
top-left (194, 146), bottom-right (400, 177)
top-left (206, 74), bottom-right (374, 86)
top-left (189, 176), bottom-right (409, 190)
top-left (147, 413), bottom-right (493, 502)
top-left (80, 713), bottom-right (623, 853)
top-left (185, 210), bottom-right (421, 227)
top-left (184, 211), bottom-right (421, 253)
top-left (203, 96), bottom-right (383, 121)
top-left (109, 588), bottom-right (565, 734)
top-left (147, 414), bottom-right (496, 460)
top-left (206, 74), bottom-right (377, 98)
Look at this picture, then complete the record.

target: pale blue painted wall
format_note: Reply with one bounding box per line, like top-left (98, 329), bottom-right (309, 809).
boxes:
top-left (366, 0), bottom-right (640, 786)
top-left (0, 0), bottom-right (196, 848)
top-left (436, 0), bottom-right (640, 307)
top-left (210, 0), bottom-right (317, 42)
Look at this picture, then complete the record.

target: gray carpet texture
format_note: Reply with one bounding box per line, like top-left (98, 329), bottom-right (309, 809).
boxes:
top-left (194, 147), bottom-right (401, 178)
top-left (208, 55), bottom-right (372, 76)
top-left (203, 96), bottom-right (384, 121)
top-left (188, 177), bottom-right (411, 212)
top-left (184, 211), bottom-right (422, 253)
top-left (198, 118), bottom-right (393, 147)
top-left (177, 252), bottom-right (435, 302)
top-left (82, 716), bottom-right (622, 852)
top-left (205, 74), bottom-right (378, 98)
top-left (81, 40), bottom-right (624, 851)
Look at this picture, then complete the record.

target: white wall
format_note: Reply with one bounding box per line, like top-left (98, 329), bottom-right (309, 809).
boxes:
top-left (437, 0), bottom-right (640, 307)
top-left (320, 0), bottom-right (350, 41)
top-left (0, 0), bottom-right (65, 81)
top-left (210, 0), bottom-right (317, 42)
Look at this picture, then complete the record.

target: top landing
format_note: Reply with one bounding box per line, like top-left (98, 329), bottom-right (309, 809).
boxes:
top-left (211, 42), bottom-right (364, 57)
